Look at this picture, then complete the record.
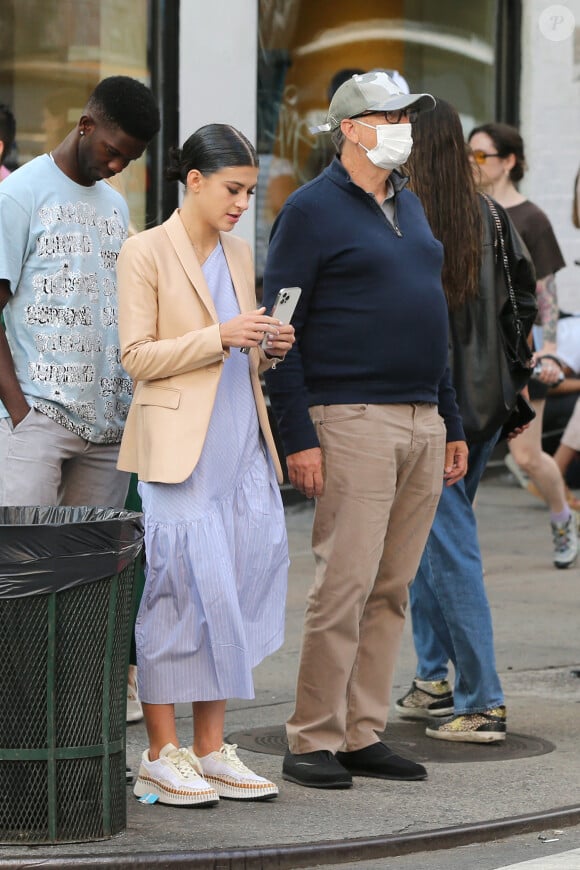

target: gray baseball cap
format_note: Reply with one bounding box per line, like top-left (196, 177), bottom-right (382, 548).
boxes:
top-left (311, 71), bottom-right (435, 133)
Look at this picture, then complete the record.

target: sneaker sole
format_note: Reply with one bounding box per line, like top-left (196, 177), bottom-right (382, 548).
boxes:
top-left (343, 767), bottom-right (427, 781)
top-left (204, 776), bottom-right (278, 801)
top-left (282, 772), bottom-right (352, 789)
top-left (395, 703), bottom-right (454, 720)
top-left (554, 558), bottom-right (577, 569)
top-left (134, 775), bottom-right (219, 807)
top-left (425, 728), bottom-right (506, 743)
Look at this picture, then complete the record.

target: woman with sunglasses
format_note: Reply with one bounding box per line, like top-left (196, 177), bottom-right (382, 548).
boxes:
top-left (468, 123), bottom-right (579, 567)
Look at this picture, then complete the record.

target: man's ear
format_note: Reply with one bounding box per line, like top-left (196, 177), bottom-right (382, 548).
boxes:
top-left (341, 118), bottom-right (359, 143)
top-left (78, 113), bottom-right (95, 137)
top-left (0, 140), bottom-right (5, 164)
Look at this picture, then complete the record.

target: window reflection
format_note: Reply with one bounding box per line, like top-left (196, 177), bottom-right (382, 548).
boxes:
top-left (0, 0), bottom-right (151, 230)
top-left (256, 0), bottom-right (497, 276)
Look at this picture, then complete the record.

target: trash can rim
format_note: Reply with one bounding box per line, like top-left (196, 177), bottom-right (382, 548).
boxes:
top-left (0, 506), bottom-right (143, 527)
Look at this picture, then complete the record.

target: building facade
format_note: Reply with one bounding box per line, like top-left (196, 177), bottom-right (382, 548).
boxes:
top-left (1, 0), bottom-right (579, 305)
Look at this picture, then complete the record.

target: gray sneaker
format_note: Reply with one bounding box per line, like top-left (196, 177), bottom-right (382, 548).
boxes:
top-left (395, 679), bottom-right (454, 720)
top-left (552, 512), bottom-right (579, 569)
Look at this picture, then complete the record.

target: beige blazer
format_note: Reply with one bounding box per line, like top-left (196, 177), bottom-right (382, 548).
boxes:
top-left (116, 209), bottom-right (282, 484)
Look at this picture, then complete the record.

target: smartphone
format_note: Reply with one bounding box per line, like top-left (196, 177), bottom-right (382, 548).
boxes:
top-left (500, 393), bottom-right (536, 440)
top-left (261, 286), bottom-right (302, 349)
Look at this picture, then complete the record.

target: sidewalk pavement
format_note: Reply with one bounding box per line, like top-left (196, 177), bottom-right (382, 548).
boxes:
top-left (0, 469), bottom-right (579, 868)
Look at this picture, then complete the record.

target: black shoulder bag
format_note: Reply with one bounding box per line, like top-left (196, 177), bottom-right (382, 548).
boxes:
top-left (481, 193), bottom-right (536, 392)
top-left (450, 195), bottom-right (537, 443)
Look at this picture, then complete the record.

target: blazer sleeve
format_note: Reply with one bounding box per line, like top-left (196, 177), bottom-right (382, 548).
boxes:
top-left (117, 235), bottom-right (226, 382)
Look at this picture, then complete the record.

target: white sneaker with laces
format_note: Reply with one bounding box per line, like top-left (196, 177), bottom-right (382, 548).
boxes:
top-left (552, 512), bottom-right (579, 569)
top-left (198, 743), bottom-right (279, 800)
top-left (133, 743), bottom-right (219, 806)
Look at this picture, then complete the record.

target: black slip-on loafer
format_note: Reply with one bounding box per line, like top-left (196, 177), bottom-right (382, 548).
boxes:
top-left (336, 742), bottom-right (427, 781)
top-left (282, 749), bottom-right (353, 789)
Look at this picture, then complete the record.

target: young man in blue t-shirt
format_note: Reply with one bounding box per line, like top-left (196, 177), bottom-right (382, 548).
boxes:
top-left (0, 76), bottom-right (159, 507)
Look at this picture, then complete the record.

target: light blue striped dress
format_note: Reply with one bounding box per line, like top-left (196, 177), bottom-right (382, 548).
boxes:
top-left (136, 243), bottom-right (288, 703)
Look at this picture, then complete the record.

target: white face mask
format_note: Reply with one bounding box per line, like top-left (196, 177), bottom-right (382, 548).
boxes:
top-left (355, 119), bottom-right (413, 169)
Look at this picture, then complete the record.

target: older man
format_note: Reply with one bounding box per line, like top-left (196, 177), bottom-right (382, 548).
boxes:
top-left (263, 71), bottom-right (468, 789)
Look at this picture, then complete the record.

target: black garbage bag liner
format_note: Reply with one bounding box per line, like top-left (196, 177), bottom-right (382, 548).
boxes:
top-left (0, 506), bottom-right (144, 598)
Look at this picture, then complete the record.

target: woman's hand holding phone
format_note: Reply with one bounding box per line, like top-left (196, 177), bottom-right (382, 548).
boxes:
top-left (238, 287), bottom-right (301, 356)
top-left (220, 308), bottom-right (284, 351)
top-left (259, 286), bottom-right (300, 358)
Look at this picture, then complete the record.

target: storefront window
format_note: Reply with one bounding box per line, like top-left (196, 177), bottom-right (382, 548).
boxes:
top-left (0, 0), bottom-right (151, 230)
top-left (256, 0), bottom-right (499, 276)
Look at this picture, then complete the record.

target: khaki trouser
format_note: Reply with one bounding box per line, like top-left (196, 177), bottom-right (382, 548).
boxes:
top-left (286, 402), bottom-right (446, 754)
top-left (0, 406), bottom-right (129, 507)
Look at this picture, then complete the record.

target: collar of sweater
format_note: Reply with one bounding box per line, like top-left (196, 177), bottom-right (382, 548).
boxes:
top-left (326, 156), bottom-right (409, 196)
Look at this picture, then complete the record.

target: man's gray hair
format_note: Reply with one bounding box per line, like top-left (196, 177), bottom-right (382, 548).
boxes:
top-left (330, 126), bottom-right (345, 155)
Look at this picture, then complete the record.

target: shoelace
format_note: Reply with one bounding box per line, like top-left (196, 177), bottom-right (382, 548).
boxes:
top-left (552, 519), bottom-right (573, 550)
top-left (219, 743), bottom-right (251, 773)
top-left (167, 747), bottom-right (201, 779)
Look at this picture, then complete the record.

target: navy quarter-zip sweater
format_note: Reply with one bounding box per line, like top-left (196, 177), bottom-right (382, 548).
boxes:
top-left (263, 158), bottom-right (464, 456)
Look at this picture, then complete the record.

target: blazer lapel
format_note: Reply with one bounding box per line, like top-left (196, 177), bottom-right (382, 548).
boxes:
top-left (163, 209), bottom-right (218, 321)
top-left (221, 232), bottom-right (253, 314)
top-left (220, 232), bottom-right (262, 369)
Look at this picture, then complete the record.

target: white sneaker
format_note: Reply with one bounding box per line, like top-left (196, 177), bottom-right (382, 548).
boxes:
top-left (552, 512), bottom-right (579, 569)
top-left (198, 743), bottom-right (279, 800)
top-left (126, 678), bottom-right (144, 723)
top-left (133, 743), bottom-right (219, 806)
top-left (504, 454), bottom-right (530, 490)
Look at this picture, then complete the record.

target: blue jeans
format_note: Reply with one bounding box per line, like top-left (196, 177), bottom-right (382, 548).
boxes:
top-left (409, 433), bottom-right (504, 715)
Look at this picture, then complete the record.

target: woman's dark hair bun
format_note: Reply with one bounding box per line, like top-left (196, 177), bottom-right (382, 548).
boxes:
top-left (165, 124), bottom-right (258, 185)
top-left (165, 145), bottom-right (185, 183)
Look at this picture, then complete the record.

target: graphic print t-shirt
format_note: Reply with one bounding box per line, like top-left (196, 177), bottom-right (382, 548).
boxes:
top-left (0, 154), bottom-right (131, 443)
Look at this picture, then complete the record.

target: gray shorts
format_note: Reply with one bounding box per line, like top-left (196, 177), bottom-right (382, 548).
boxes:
top-left (0, 406), bottom-right (129, 508)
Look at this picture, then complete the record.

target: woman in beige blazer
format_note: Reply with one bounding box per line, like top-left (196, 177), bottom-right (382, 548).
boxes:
top-left (117, 124), bottom-right (295, 808)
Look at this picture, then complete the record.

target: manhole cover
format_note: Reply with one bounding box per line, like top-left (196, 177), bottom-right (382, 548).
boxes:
top-left (227, 722), bottom-right (554, 763)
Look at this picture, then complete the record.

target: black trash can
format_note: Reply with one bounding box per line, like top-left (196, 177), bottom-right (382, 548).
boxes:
top-left (0, 506), bottom-right (144, 844)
